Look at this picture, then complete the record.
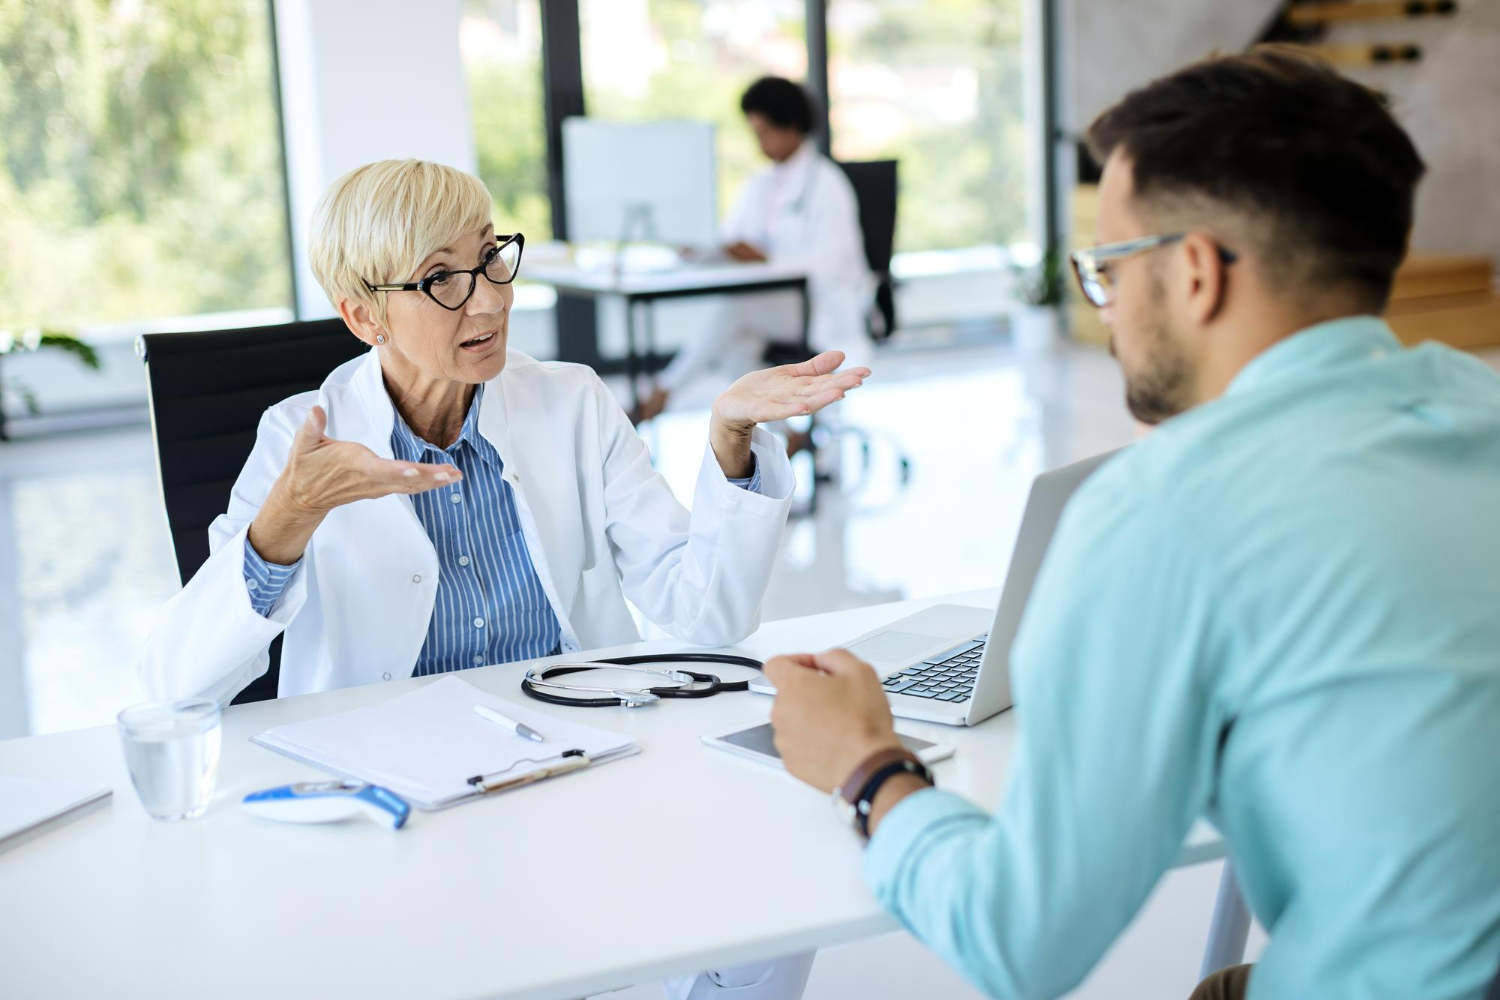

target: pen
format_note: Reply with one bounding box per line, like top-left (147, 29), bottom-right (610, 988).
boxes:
top-left (474, 703), bottom-right (546, 743)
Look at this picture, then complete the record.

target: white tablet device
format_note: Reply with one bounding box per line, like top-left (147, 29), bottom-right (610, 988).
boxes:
top-left (702, 721), bottom-right (954, 769)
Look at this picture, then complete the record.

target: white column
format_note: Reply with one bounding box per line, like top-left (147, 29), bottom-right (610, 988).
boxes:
top-left (274, 0), bottom-right (478, 319)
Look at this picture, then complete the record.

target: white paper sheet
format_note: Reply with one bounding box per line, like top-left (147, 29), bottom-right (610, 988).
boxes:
top-left (252, 676), bottom-right (637, 809)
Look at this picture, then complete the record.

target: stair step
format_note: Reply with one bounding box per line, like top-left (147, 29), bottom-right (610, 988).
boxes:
top-left (1286, 0), bottom-right (1457, 27)
top-left (1392, 254), bottom-right (1494, 301)
top-left (1304, 42), bottom-right (1423, 65)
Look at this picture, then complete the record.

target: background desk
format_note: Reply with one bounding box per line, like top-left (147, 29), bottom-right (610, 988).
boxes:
top-left (0, 590), bottom-right (1226, 999)
top-left (524, 259), bottom-right (809, 410)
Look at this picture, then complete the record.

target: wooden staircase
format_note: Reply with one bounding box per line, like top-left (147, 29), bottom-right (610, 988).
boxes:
top-left (1386, 253), bottom-right (1500, 350)
top-left (1266, 0), bottom-right (1457, 68)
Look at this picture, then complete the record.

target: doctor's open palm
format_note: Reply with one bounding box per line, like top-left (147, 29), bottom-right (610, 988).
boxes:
top-left (711, 350), bottom-right (870, 428)
top-left (246, 405), bottom-right (460, 566)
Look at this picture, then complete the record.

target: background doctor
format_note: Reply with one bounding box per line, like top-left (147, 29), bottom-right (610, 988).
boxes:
top-left (137, 158), bottom-right (866, 713)
top-left (635, 76), bottom-right (872, 434)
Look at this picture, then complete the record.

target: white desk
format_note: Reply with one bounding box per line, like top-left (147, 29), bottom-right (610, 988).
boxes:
top-left (0, 591), bottom-right (1225, 999)
top-left (523, 258), bottom-right (810, 410)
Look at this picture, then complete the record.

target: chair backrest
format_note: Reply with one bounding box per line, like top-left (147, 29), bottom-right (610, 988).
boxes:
top-left (836, 158), bottom-right (899, 340)
top-left (137, 318), bottom-right (367, 704)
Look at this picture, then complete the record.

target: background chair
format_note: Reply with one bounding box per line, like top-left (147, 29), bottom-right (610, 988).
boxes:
top-left (136, 318), bottom-right (366, 704)
top-left (838, 158), bottom-right (899, 342)
top-left (763, 159), bottom-right (910, 499)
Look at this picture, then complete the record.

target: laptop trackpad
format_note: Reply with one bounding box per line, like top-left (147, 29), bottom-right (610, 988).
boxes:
top-left (847, 631), bottom-right (944, 666)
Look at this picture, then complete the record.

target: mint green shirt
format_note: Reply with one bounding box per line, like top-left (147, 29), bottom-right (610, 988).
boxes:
top-left (865, 317), bottom-right (1500, 999)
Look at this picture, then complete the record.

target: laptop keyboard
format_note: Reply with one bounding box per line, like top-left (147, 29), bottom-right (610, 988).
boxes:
top-left (881, 633), bottom-right (987, 703)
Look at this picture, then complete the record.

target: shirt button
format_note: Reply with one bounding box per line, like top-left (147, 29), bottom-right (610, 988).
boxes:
top-left (458, 555), bottom-right (470, 567)
top-left (473, 617), bottom-right (485, 629)
top-left (382, 672), bottom-right (392, 681)
top-left (450, 492), bottom-right (463, 504)
top-left (411, 574), bottom-right (422, 584)
top-left (247, 579), bottom-right (259, 590)
top-left (472, 654), bottom-right (484, 665)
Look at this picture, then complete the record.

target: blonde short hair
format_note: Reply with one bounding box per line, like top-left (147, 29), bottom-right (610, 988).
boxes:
top-left (309, 159), bottom-right (494, 328)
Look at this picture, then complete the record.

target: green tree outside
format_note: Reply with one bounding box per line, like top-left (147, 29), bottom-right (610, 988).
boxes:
top-left (0, 0), bottom-right (292, 330)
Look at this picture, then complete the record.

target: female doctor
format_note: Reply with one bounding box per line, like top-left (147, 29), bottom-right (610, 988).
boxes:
top-left (136, 158), bottom-right (866, 710)
top-left (138, 159), bottom-right (854, 1000)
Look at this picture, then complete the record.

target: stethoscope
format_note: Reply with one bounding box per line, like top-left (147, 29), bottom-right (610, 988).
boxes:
top-left (521, 653), bottom-right (765, 708)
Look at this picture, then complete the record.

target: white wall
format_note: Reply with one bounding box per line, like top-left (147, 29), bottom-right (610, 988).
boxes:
top-left (273, 0), bottom-right (478, 319)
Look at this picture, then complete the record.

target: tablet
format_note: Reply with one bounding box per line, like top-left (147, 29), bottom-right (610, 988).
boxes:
top-left (702, 721), bottom-right (954, 770)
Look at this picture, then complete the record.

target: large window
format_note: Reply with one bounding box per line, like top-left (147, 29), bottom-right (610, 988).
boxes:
top-left (579, 0), bottom-right (807, 222)
top-left (462, 0), bottom-right (552, 240)
top-left (0, 0), bottom-right (292, 331)
top-left (827, 0), bottom-right (1032, 253)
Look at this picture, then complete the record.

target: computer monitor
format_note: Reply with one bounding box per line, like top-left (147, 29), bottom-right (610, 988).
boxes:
top-left (562, 118), bottom-right (718, 248)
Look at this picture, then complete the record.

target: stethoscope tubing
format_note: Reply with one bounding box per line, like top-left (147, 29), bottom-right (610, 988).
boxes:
top-left (521, 653), bottom-right (765, 708)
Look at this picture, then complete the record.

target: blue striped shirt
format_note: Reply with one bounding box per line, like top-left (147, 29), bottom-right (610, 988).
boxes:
top-left (243, 385), bottom-right (761, 677)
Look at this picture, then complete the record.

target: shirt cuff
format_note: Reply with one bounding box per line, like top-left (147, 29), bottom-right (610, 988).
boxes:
top-left (725, 454), bottom-right (762, 495)
top-left (862, 786), bottom-right (990, 903)
top-left (243, 535), bottom-right (302, 618)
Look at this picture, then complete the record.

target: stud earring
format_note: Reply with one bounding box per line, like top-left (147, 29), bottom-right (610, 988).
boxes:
top-left (375, 334), bottom-right (386, 344)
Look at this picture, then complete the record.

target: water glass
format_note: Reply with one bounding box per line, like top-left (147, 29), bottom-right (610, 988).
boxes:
top-left (117, 700), bottom-right (223, 821)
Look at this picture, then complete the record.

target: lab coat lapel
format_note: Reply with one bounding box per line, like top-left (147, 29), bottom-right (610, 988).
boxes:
top-left (478, 358), bottom-right (580, 622)
top-left (344, 348), bottom-right (398, 459)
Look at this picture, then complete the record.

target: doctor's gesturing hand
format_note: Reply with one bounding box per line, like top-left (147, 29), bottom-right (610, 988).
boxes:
top-left (706, 349), bottom-right (870, 478)
top-left (246, 404), bottom-right (461, 566)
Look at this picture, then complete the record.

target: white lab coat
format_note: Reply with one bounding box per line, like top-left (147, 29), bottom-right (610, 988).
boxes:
top-left (722, 141), bottom-right (873, 361)
top-left (137, 347), bottom-right (796, 704)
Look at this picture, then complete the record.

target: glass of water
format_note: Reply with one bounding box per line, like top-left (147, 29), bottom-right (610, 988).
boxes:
top-left (117, 700), bottom-right (223, 821)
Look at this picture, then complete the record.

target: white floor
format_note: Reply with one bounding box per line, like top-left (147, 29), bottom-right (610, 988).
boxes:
top-left (0, 330), bottom-right (1314, 998)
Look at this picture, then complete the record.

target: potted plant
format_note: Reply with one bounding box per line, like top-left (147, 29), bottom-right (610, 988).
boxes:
top-left (0, 328), bottom-right (102, 438)
top-left (1009, 243), bottom-right (1066, 354)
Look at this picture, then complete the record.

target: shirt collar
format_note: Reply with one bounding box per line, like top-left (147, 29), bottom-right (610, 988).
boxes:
top-left (389, 384), bottom-right (499, 467)
top-left (1224, 315), bottom-right (1402, 399)
top-left (775, 140), bottom-right (816, 177)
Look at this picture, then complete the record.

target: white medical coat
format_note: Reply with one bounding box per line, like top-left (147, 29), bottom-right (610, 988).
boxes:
top-left (137, 347), bottom-right (796, 703)
top-left (723, 141), bottom-right (873, 360)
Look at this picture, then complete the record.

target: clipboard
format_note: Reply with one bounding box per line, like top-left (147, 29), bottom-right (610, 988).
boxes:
top-left (251, 677), bottom-right (640, 810)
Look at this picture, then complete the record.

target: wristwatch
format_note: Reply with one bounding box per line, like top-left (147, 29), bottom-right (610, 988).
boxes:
top-left (832, 746), bottom-right (934, 841)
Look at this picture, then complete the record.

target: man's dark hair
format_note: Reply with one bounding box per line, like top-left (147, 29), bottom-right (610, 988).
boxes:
top-left (740, 76), bottom-right (815, 135)
top-left (1085, 46), bottom-right (1425, 310)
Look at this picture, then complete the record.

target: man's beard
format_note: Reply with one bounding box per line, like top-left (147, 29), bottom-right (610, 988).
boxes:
top-left (1115, 278), bottom-right (1194, 426)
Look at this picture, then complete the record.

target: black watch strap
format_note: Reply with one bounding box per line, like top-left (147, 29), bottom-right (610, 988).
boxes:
top-left (853, 756), bottom-right (933, 840)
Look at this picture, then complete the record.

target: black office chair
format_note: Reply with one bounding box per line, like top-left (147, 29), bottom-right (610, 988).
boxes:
top-left (838, 158), bottom-right (898, 341)
top-left (137, 318), bottom-right (367, 704)
top-left (763, 159), bottom-right (910, 500)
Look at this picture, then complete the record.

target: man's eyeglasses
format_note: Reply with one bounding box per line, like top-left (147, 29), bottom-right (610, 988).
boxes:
top-left (1070, 233), bottom-right (1236, 308)
top-left (367, 233), bottom-right (525, 311)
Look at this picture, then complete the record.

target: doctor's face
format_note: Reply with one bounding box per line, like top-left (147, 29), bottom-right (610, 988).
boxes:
top-left (746, 112), bottom-right (804, 164)
top-left (381, 222), bottom-right (513, 386)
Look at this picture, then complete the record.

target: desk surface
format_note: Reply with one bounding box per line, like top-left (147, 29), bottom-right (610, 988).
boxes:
top-left (0, 591), bottom-right (1223, 999)
top-left (525, 258), bottom-right (807, 297)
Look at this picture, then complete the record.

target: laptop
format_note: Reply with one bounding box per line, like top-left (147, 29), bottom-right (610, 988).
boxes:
top-left (749, 449), bottom-right (1121, 726)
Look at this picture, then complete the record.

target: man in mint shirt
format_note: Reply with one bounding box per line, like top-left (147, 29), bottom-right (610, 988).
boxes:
top-left (764, 48), bottom-right (1500, 1000)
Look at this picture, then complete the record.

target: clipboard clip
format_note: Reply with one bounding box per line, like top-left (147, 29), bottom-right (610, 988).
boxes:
top-left (466, 748), bottom-right (592, 795)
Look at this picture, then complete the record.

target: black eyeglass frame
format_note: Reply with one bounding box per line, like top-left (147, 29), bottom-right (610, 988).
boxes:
top-left (1070, 233), bottom-right (1237, 309)
top-left (366, 233), bottom-right (526, 311)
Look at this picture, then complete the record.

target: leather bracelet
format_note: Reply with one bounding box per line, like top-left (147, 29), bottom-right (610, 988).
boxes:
top-left (853, 758), bottom-right (932, 839)
top-left (834, 746), bottom-right (933, 840)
